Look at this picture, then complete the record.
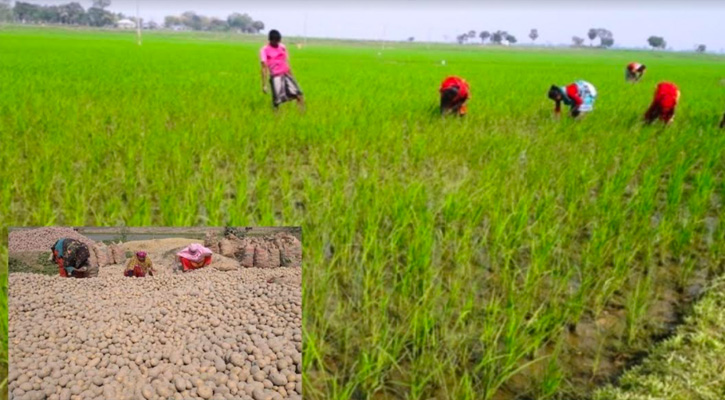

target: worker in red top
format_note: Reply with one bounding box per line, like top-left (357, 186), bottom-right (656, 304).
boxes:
top-left (548, 80), bottom-right (597, 118)
top-left (439, 76), bottom-right (469, 116)
top-left (625, 62), bottom-right (646, 82)
top-left (644, 82), bottom-right (680, 125)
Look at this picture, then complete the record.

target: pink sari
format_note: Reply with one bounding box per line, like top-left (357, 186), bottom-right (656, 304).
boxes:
top-left (177, 243), bottom-right (213, 263)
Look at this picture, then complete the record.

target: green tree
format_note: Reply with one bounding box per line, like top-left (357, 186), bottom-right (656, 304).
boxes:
top-left (596, 28), bottom-right (614, 48)
top-left (251, 20), bottom-right (264, 33)
top-left (164, 15), bottom-right (181, 28)
top-left (87, 6), bottom-right (114, 26)
top-left (479, 30), bottom-right (490, 43)
top-left (57, 2), bottom-right (86, 25)
top-left (587, 28), bottom-right (597, 46)
top-left (491, 30), bottom-right (507, 44)
top-left (92, 0), bottom-right (111, 10)
top-left (600, 37), bottom-right (614, 47)
top-left (209, 17), bottom-right (229, 31)
top-left (227, 12), bottom-right (253, 32)
top-left (14, 2), bottom-right (43, 23)
top-left (179, 11), bottom-right (204, 30)
top-left (0, 0), bottom-right (13, 22)
top-left (529, 28), bottom-right (538, 42)
top-left (647, 36), bottom-right (666, 49)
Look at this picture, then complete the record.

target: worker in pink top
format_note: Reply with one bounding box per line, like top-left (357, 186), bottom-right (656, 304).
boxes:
top-left (260, 29), bottom-right (304, 110)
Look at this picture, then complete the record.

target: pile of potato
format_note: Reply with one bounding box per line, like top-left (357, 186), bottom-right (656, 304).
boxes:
top-left (8, 227), bottom-right (96, 253)
top-left (8, 267), bottom-right (302, 400)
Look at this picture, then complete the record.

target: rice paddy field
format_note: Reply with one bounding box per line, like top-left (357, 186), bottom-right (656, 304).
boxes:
top-left (1, 25), bottom-right (725, 399)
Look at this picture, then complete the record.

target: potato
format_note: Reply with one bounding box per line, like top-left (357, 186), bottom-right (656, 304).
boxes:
top-left (9, 254), bottom-right (301, 399)
top-left (141, 384), bottom-right (154, 400)
top-left (197, 384), bottom-right (214, 399)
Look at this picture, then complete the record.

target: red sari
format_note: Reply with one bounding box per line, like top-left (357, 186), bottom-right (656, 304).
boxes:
top-left (180, 255), bottom-right (212, 271)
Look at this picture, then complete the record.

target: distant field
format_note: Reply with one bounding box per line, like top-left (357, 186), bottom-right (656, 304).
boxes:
top-left (1, 26), bottom-right (724, 399)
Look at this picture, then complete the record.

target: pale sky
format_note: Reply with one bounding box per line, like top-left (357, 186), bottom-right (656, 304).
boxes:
top-left (20, 1), bottom-right (725, 52)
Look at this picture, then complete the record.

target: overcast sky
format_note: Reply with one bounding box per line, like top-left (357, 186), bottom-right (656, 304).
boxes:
top-left (22, 1), bottom-right (725, 51)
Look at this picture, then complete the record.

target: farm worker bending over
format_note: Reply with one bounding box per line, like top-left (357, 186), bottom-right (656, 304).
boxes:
top-left (548, 80), bottom-right (597, 118)
top-left (51, 238), bottom-right (96, 278)
top-left (177, 243), bottom-right (213, 272)
top-left (644, 82), bottom-right (680, 125)
top-left (439, 76), bottom-right (470, 116)
top-left (625, 62), bottom-right (646, 82)
top-left (260, 29), bottom-right (304, 110)
top-left (124, 251), bottom-right (155, 277)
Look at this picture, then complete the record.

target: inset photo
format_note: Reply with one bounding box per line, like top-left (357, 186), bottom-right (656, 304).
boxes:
top-left (7, 227), bottom-right (302, 400)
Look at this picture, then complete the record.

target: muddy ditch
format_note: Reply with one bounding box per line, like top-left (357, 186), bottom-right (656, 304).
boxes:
top-left (491, 255), bottom-right (718, 400)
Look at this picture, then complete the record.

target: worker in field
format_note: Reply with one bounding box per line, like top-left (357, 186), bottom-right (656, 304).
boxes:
top-left (644, 82), bottom-right (680, 125)
top-left (625, 62), bottom-right (646, 82)
top-left (439, 76), bottom-right (470, 116)
top-left (51, 238), bottom-right (97, 278)
top-left (124, 251), bottom-right (155, 277)
top-left (548, 80), bottom-right (597, 118)
top-left (176, 243), bottom-right (213, 272)
top-left (260, 29), bottom-right (304, 110)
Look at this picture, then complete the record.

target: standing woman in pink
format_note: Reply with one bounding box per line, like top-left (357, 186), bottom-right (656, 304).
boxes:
top-left (260, 29), bottom-right (304, 110)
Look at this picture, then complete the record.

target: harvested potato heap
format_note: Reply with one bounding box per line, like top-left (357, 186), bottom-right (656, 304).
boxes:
top-left (9, 267), bottom-right (302, 400)
top-left (9, 227), bottom-right (96, 253)
top-left (9, 227), bottom-right (125, 269)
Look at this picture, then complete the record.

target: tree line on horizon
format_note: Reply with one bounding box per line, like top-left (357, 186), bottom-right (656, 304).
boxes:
top-left (0, 0), bottom-right (265, 33)
top-left (448, 26), bottom-right (707, 52)
top-left (0, 2), bottom-right (711, 51)
top-left (452, 27), bottom-right (615, 47)
top-left (164, 11), bottom-right (263, 33)
top-left (644, 36), bottom-right (706, 52)
top-left (2, 0), bottom-right (118, 27)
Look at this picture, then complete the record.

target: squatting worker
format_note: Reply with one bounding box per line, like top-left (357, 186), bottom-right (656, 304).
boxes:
top-left (625, 62), bottom-right (646, 82)
top-left (176, 243), bottom-right (213, 272)
top-left (439, 76), bottom-right (470, 116)
top-left (51, 238), bottom-right (93, 278)
top-left (124, 251), bottom-right (155, 277)
top-left (644, 82), bottom-right (680, 125)
top-left (260, 29), bottom-right (304, 110)
top-left (548, 80), bottom-right (597, 118)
